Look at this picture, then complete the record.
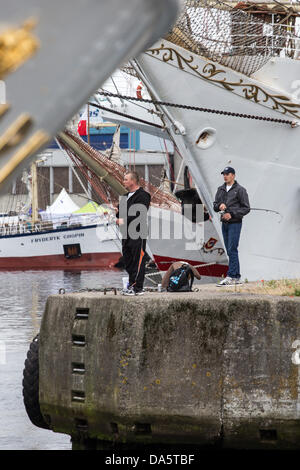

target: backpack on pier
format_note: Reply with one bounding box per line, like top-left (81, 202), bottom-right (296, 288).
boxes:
top-left (167, 264), bottom-right (194, 292)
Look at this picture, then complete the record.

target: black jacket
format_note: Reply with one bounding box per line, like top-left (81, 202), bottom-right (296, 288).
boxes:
top-left (116, 187), bottom-right (151, 242)
top-left (213, 180), bottom-right (250, 223)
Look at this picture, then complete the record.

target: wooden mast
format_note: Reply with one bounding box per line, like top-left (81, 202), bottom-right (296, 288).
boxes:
top-left (31, 160), bottom-right (38, 226)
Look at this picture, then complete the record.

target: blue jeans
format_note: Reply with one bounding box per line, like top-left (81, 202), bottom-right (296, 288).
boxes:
top-left (222, 222), bottom-right (242, 278)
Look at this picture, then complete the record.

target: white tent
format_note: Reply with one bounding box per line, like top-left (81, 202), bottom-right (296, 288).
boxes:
top-left (40, 188), bottom-right (80, 226)
top-left (45, 188), bottom-right (79, 214)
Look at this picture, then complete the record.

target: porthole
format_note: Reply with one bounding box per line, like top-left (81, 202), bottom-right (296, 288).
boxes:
top-left (195, 127), bottom-right (217, 149)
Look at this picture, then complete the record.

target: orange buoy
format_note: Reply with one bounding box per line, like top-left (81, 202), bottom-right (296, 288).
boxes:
top-left (136, 82), bottom-right (143, 99)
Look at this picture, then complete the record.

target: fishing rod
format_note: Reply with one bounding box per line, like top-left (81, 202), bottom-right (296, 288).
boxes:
top-left (99, 192), bottom-right (124, 253)
top-left (249, 207), bottom-right (282, 216)
top-left (220, 207), bottom-right (282, 221)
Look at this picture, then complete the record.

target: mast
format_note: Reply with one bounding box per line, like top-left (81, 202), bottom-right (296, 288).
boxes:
top-left (30, 160), bottom-right (39, 226)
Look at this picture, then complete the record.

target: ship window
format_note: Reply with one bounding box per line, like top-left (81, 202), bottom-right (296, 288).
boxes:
top-left (195, 127), bottom-right (216, 149)
top-left (197, 131), bottom-right (209, 142)
top-left (63, 243), bottom-right (82, 259)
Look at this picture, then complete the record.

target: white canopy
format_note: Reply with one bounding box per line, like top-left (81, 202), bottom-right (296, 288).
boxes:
top-left (40, 189), bottom-right (110, 228)
top-left (40, 189), bottom-right (80, 226)
top-left (44, 188), bottom-right (79, 215)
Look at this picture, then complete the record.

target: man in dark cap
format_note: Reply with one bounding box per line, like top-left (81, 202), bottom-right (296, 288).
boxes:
top-left (213, 167), bottom-right (250, 286)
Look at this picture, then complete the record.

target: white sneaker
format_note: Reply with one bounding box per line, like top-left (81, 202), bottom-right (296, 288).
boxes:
top-left (216, 276), bottom-right (235, 286)
top-left (122, 288), bottom-right (136, 296)
top-left (135, 289), bottom-right (145, 296)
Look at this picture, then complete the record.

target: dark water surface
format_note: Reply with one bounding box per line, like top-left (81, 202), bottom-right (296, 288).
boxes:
top-left (0, 269), bottom-right (125, 450)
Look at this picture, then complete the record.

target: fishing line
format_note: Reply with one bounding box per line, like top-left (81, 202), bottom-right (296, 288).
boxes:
top-left (249, 207), bottom-right (283, 222)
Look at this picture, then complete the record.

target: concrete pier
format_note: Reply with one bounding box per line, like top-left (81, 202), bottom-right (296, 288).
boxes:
top-left (38, 289), bottom-right (300, 449)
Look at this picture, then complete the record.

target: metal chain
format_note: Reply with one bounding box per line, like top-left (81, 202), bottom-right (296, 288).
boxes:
top-left (97, 90), bottom-right (297, 126)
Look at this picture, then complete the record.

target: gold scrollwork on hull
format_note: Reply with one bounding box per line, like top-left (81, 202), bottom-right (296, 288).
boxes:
top-left (0, 17), bottom-right (39, 79)
top-left (146, 44), bottom-right (300, 119)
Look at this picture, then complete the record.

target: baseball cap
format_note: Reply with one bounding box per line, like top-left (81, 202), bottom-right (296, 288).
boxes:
top-left (221, 166), bottom-right (235, 175)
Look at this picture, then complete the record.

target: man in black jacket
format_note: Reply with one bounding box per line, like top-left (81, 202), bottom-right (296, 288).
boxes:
top-left (116, 171), bottom-right (151, 295)
top-left (213, 167), bottom-right (250, 286)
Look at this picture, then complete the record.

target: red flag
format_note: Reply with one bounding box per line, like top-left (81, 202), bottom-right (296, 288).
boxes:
top-left (78, 119), bottom-right (87, 136)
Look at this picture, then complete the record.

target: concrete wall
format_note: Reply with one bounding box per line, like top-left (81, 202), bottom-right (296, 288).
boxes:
top-left (39, 292), bottom-right (300, 449)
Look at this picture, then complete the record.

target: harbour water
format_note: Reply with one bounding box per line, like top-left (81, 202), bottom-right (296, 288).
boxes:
top-left (0, 269), bottom-right (125, 450)
top-left (0, 268), bottom-right (208, 450)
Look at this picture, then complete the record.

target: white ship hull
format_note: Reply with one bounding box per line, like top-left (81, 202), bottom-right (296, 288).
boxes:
top-left (0, 223), bottom-right (121, 270)
top-left (147, 206), bottom-right (228, 279)
top-left (137, 41), bottom-right (300, 280)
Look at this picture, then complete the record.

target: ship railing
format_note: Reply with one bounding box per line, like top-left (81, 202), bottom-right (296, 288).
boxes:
top-left (169, 5), bottom-right (300, 75)
top-left (0, 214), bottom-right (113, 236)
top-left (0, 223), bottom-right (32, 236)
top-left (189, 21), bottom-right (300, 58)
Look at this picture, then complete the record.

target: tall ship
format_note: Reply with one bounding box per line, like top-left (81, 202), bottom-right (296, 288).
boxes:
top-left (120, 0), bottom-right (300, 281)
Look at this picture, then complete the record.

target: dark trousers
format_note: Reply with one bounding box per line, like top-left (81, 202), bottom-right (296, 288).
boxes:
top-left (122, 238), bottom-right (147, 291)
top-left (222, 222), bottom-right (242, 278)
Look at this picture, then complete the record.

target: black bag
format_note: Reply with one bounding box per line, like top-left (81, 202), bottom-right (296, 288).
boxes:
top-left (167, 264), bottom-right (194, 292)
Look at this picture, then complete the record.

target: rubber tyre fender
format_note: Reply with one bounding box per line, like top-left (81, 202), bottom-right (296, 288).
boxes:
top-left (22, 334), bottom-right (50, 430)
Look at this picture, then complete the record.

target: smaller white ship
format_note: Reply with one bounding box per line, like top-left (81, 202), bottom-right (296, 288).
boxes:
top-left (0, 160), bottom-right (121, 270)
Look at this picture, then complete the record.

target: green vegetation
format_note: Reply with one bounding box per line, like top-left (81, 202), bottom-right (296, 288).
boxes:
top-left (235, 278), bottom-right (300, 296)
